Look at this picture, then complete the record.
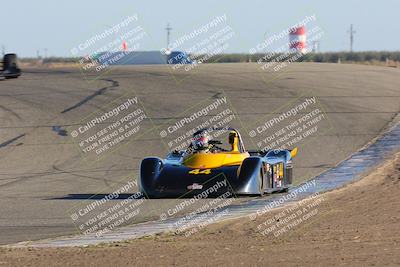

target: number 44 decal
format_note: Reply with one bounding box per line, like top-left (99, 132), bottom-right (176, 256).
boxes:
top-left (188, 169), bottom-right (211, 175)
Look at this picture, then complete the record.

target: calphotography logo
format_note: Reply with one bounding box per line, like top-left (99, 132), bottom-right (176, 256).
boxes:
top-left (156, 93), bottom-right (242, 153)
top-left (161, 14), bottom-right (236, 81)
top-left (255, 192), bottom-right (325, 238)
top-left (67, 178), bottom-right (146, 237)
top-left (246, 93), bottom-right (333, 153)
top-left (68, 93), bottom-right (153, 163)
top-left (71, 14), bottom-right (148, 81)
top-left (248, 14), bottom-right (325, 83)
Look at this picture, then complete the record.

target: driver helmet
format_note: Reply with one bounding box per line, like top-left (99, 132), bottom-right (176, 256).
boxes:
top-left (191, 130), bottom-right (210, 151)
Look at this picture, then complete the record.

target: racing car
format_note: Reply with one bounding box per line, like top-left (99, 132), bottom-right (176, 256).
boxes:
top-left (140, 128), bottom-right (297, 198)
top-left (0, 53), bottom-right (21, 79)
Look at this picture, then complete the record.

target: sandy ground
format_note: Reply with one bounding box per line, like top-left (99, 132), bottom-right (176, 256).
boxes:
top-left (1, 153), bottom-right (399, 267)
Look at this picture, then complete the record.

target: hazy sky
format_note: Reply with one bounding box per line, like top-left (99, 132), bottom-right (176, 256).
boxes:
top-left (2, 0), bottom-right (399, 57)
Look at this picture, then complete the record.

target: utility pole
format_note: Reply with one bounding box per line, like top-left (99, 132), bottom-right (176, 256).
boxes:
top-left (1, 45), bottom-right (4, 56)
top-left (312, 41), bottom-right (319, 53)
top-left (263, 31), bottom-right (268, 53)
top-left (44, 48), bottom-right (48, 58)
top-left (348, 24), bottom-right (356, 52)
top-left (165, 23), bottom-right (172, 50)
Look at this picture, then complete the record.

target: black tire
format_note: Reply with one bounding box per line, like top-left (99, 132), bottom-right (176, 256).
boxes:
top-left (285, 166), bottom-right (293, 185)
top-left (279, 187), bottom-right (289, 193)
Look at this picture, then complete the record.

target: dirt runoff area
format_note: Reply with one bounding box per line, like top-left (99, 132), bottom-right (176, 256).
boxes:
top-left (1, 154), bottom-right (400, 267)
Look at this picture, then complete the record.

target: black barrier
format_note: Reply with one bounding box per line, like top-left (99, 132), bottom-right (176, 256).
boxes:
top-left (1, 53), bottom-right (21, 79)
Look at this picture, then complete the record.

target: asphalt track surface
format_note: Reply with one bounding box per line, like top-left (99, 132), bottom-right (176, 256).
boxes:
top-left (0, 63), bottom-right (399, 245)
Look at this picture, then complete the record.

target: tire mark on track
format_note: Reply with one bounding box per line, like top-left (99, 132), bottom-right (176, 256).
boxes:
top-left (60, 79), bottom-right (119, 114)
top-left (0, 134), bottom-right (25, 149)
top-left (0, 166), bottom-right (136, 189)
top-left (0, 105), bottom-right (22, 120)
top-left (51, 165), bottom-right (122, 187)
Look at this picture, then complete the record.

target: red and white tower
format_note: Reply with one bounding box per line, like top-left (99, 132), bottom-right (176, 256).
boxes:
top-left (289, 26), bottom-right (307, 53)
